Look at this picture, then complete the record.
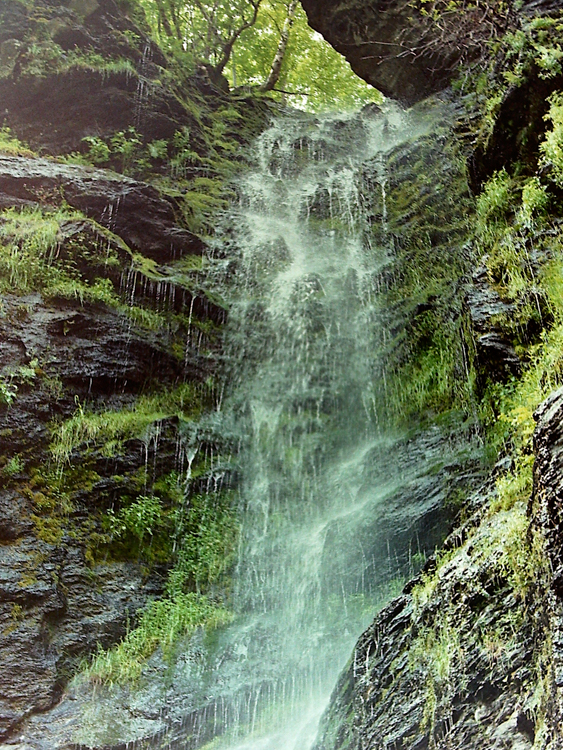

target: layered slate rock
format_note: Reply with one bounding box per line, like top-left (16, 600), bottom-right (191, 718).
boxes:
top-left (313, 490), bottom-right (537, 748)
top-left (313, 387), bottom-right (563, 750)
top-left (0, 155), bottom-right (202, 262)
top-left (0, 0), bottom-right (188, 154)
top-left (0, 1), bottom-right (232, 736)
top-left (464, 262), bottom-right (521, 384)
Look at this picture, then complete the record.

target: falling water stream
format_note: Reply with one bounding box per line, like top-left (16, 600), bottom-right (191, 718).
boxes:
top-left (194, 104), bottom-right (445, 750)
top-left (45, 103), bottom-right (479, 750)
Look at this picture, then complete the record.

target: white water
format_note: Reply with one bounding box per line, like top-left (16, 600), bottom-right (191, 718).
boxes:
top-left (197, 105), bottom-right (439, 750)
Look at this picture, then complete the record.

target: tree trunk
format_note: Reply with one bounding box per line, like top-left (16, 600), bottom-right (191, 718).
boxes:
top-left (154, 0), bottom-right (174, 39)
top-left (260, 0), bottom-right (298, 92)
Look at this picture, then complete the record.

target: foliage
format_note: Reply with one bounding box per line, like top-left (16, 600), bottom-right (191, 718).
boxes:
top-left (474, 137), bottom-right (563, 482)
top-left (51, 383), bottom-right (206, 462)
top-left (13, 40), bottom-right (137, 79)
top-left (501, 17), bottom-right (563, 84)
top-left (2, 454), bottom-right (24, 477)
top-left (0, 378), bottom-right (17, 406)
top-left (139, 0), bottom-right (262, 75)
top-left (385, 316), bottom-right (472, 422)
top-left (85, 592), bottom-right (231, 684)
top-left (540, 91), bottom-right (563, 188)
top-left (0, 206), bottom-right (122, 305)
top-left (139, 0), bottom-right (381, 111)
top-left (225, 1), bottom-right (382, 111)
top-left (105, 494), bottom-right (165, 544)
top-left (168, 491), bottom-right (239, 592)
top-left (0, 125), bottom-right (35, 156)
top-left (80, 127), bottom-right (167, 176)
top-left (86, 475), bottom-right (238, 682)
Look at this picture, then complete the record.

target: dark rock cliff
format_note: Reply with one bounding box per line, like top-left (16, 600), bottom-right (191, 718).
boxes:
top-left (300, 0), bottom-right (517, 105)
top-left (4, 0), bottom-right (563, 747)
top-left (0, 0), bottom-right (267, 743)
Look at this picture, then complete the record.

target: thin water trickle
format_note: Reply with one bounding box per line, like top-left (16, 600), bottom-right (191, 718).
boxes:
top-left (191, 104), bottom-right (439, 750)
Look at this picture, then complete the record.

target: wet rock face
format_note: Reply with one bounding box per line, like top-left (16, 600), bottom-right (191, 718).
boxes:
top-left (0, 2), bottom-right (228, 733)
top-left (313, 477), bottom-right (538, 750)
top-left (0, 542), bottom-right (158, 739)
top-left (464, 263), bottom-right (521, 384)
top-left (0, 155), bottom-right (202, 262)
top-left (313, 390), bottom-right (563, 750)
top-left (0, 287), bottom-right (188, 737)
top-left (300, 0), bottom-right (455, 104)
top-left (0, 0), bottom-right (190, 154)
top-left (534, 389), bottom-right (563, 594)
top-left (533, 389), bottom-right (563, 745)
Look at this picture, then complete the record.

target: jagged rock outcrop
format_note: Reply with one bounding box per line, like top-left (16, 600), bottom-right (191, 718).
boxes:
top-left (300, 0), bottom-right (451, 104)
top-left (299, 0), bottom-right (516, 105)
top-left (0, 155), bottom-right (202, 262)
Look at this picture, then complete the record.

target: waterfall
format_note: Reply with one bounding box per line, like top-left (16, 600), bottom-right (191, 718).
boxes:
top-left (195, 105), bottom-right (442, 750)
top-left (32, 102), bottom-right (482, 750)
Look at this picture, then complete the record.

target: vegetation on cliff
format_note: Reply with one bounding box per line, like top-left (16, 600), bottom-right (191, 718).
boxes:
top-left (306, 4), bottom-right (563, 749)
top-left (7, 0), bottom-right (563, 747)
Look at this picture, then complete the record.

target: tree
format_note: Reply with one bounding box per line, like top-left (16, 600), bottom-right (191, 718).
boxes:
top-left (228, 0), bottom-right (383, 111)
top-left (260, 0), bottom-right (298, 92)
top-left (138, 0), bottom-right (383, 110)
top-left (139, 0), bottom-right (263, 81)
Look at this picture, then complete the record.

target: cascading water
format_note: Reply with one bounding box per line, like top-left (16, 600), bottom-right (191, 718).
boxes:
top-left (192, 104), bottom-right (450, 750)
top-left (20, 103), bottom-right (483, 750)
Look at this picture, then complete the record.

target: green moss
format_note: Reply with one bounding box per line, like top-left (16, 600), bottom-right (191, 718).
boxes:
top-left (408, 490), bottom-right (548, 740)
top-left (51, 382), bottom-right (208, 462)
top-left (13, 40), bottom-right (138, 80)
top-left (2, 454), bottom-right (24, 477)
top-left (31, 513), bottom-right (65, 544)
top-left (0, 125), bottom-right (35, 156)
top-left (0, 205), bottom-right (124, 305)
top-left (84, 592), bottom-right (232, 685)
top-left (167, 490), bottom-right (239, 594)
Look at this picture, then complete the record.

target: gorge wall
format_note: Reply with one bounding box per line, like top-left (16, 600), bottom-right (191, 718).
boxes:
top-left (0, 0), bottom-right (268, 743)
top-left (3, 0), bottom-right (563, 749)
top-left (300, 1), bottom-right (563, 748)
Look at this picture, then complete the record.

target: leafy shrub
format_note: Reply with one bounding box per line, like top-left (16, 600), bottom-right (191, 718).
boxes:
top-left (540, 92), bottom-right (563, 188)
top-left (0, 126), bottom-right (34, 156)
top-left (169, 491), bottom-right (239, 593)
top-left (105, 494), bottom-right (164, 544)
top-left (519, 176), bottom-right (549, 228)
top-left (2, 455), bottom-right (24, 476)
top-left (0, 378), bottom-right (17, 406)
